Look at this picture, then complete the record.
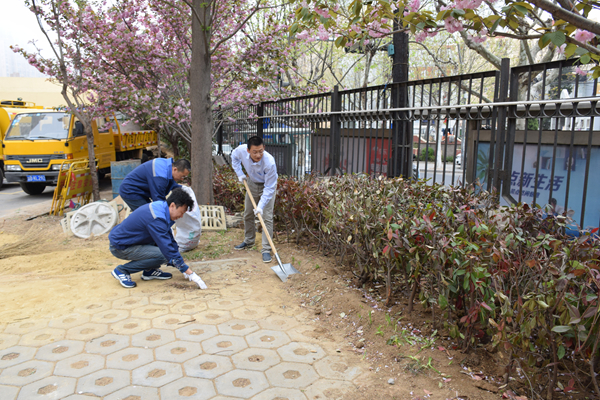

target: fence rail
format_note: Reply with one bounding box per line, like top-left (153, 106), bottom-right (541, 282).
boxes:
top-left (217, 58), bottom-right (600, 233)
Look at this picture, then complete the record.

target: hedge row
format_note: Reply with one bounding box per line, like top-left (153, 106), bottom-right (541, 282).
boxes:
top-left (213, 165), bottom-right (600, 398)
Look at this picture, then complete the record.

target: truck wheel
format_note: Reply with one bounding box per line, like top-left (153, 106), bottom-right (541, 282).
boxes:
top-left (19, 182), bottom-right (47, 195)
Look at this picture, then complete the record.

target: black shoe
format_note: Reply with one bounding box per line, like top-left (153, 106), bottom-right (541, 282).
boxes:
top-left (262, 253), bottom-right (272, 263)
top-left (235, 242), bottom-right (251, 250)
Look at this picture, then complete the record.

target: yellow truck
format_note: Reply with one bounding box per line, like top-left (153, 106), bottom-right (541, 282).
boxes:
top-left (0, 100), bottom-right (45, 188)
top-left (2, 110), bottom-right (157, 194)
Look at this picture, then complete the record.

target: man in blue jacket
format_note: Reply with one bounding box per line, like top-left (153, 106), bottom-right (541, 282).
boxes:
top-left (119, 158), bottom-right (191, 211)
top-left (109, 187), bottom-right (207, 289)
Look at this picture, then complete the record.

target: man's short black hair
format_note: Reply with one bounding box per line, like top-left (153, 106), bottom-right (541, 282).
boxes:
top-left (173, 159), bottom-right (191, 172)
top-left (167, 187), bottom-right (194, 211)
top-left (247, 136), bottom-right (263, 149)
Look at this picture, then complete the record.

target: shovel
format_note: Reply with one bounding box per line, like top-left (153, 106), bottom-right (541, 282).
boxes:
top-left (242, 179), bottom-right (300, 282)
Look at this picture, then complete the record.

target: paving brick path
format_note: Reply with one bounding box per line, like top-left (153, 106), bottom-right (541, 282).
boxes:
top-left (0, 258), bottom-right (365, 399)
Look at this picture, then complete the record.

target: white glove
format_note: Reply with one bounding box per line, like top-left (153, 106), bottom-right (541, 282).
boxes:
top-left (238, 175), bottom-right (246, 183)
top-left (254, 207), bottom-right (263, 216)
top-left (187, 272), bottom-right (208, 289)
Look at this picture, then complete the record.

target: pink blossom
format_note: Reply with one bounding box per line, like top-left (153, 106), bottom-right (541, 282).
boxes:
top-left (556, 44), bottom-right (566, 55)
top-left (415, 31), bottom-right (428, 43)
top-left (407, 0), bottom-right (420, 12)
top-left (296, 30), bottom-right (310, 40)
top-left (575, 67), bottom-right (587, 76)
top-left (573, 30), bottom-right (595, 43)
top-left (444, 17), bottom-right (464, 33)
top-left (317, 25), bottom-right (329, 41)
top-left (314, 8), bottom-right (330, 19)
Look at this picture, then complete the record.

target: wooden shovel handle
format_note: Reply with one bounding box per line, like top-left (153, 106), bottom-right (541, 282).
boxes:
top-left (242, 179), bottom-right (279, 256)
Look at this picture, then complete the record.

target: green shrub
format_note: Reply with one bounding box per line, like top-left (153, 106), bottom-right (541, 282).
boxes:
top-left (418, 148), bottom-right (435, 161)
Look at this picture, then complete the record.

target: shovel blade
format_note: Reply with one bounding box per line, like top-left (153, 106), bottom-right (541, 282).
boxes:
top-left (282, 263), bottom-right (300, 276)
top-left (271, 265), bottom-right (288, 282)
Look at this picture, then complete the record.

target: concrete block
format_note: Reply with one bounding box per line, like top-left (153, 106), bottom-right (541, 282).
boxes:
top-left (132, 361), bottom-right (183, 387)
top-left (183, 354), bottom-right (233, 379)
top-left (36, 340), bottom-right (85, 362)
top-left (265, 362), bottom-right (319, 389)
top-left (245, 330), bottom-right (291, 349)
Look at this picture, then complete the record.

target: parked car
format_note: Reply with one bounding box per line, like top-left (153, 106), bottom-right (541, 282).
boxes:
top-left (455, 153), bottom-right (462, 166)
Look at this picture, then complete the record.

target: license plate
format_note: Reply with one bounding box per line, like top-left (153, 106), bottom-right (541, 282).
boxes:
top-left (26, 175), bottom-right (46, 182)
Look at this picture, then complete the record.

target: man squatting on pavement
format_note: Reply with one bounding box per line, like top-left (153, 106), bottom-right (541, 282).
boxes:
top-left (119, 157), bottom-right (191, 211)
top-left (231, 136), bottom-right (278, 263)
top-left (109, 187), bottom-right (208, 289)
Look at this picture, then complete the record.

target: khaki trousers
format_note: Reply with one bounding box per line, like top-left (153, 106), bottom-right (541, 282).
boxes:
top-left (244, 179), bottom-right (276, 254)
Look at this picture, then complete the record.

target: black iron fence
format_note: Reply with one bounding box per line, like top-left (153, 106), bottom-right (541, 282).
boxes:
top-left (216, 58), bottom-right (600, 233)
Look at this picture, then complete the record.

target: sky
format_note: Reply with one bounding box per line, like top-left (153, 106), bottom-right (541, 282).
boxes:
top-left (0, 0), bottom-right (49, 77)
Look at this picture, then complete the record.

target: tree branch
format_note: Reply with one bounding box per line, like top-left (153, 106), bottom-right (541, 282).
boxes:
top-left (527, 0), bottom-right (600, 36)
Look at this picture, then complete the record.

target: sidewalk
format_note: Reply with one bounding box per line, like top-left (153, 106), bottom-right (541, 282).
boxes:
top-left (0, 256), bottom-right (368, 399)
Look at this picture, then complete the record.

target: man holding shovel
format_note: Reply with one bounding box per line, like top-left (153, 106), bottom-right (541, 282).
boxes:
top-left (231, 136), bottom-right (278, 263)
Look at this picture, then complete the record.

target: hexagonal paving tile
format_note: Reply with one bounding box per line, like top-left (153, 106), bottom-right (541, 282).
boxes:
top-left (85, 334), bottom-right (130, 355)
top-left (252, 387), bottom-right (308, 400)
top-left (132, 361), bottom-right (183, 387)
top-left (90, 309), bottom-right (130, 324)
top-left (245, 330), bottom-right (291, 349)
top-left (219, 285), bottom-right (253, 300)
top-left (183, 354), bottom-right (233, 379)
top-left (155, 340), bottom-right (202, 363)
top-left (0, 385), bottom-right (19, 400)
top-left (75, 368), bottom-right (129, 397)
top-left (130, 304), bottom-right (170, 319)
top-left (185, 290), bottom-right (221, 301)
top-left (149, 292), bottom-right (186, 305)
top-left (265, 362), bottom-right (319, 389)
top-left (193, 310), bottom-right (233, 325)
top-left (65, 323), bottom-right (108, 341)
top-left (314, 356), bottom-right (363, 381)
top-left (110, 317), bottom-right (152, 335)
top-left (73, 302), bottom-right (112, 315)
top-left (36, 340), bottom-right (85, 361)
top-left (258, 315), bottom-right (301, 331)
top-left (54, 354), bottom-right (105, 378)
top-left (160, 377), bottom-right (216, 400)
top-left (106, 347), bottom-right (154, 370)
top-left (201, 334), bottom-right (247, 355)
top-left (277, 342), bottom-right (326, 364)
top-left (231, 306), bottom-right (271, 321)
top-left (132, 328), bottom-right (176, 348)
top-left (4, 319), bottom-right (48, 335)
top-left (217, 319), bottom-right (259, 336)
top-left (231, 348), bottom-right (281, 371)
top-left (17, 376), bottom-right (76, 400)
top-left (0, 333), bottom-right (20, 350)
top-left (112, 296), bottom-right (149, 310)
top-left (303, 378), bottom-right (352, 399)
top-left (215, 369), bottom-right (269, 398)
top-left (207, 299), bottom-right (245, 311)
top-left (0, 346), bottom-right (37, 368)
top-left (285, 326), bottom-right (318, 343)
top-left (175, 324), bottom-right (219, 342)
top-left (0, 360), bottom-right (54, 386)
top-left (49, 314), bottom-right (90, 329)
top-left (19, 327), bottom-right (65, 347)
top-left (170, 300), bottom-right (208, 315)
top-left (152, 313), bottom-right (195, 329)
top-left (104, 386), bottom-right (159, 400)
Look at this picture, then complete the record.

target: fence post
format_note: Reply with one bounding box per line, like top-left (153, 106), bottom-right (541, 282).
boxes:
top-left (257, 103), bottom-right (264, 139)
top-left (491, 58), bottom-right (511, 194)
top-left (501, 61), bottom-right (519, 204)
top-left (216, 107), bottom-right (223, 155)
top-left (330, 85), bottom-right (342, 175)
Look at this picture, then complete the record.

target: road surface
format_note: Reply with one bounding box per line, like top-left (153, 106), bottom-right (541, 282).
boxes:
top-left (0, 179), bottom-right (113, 217)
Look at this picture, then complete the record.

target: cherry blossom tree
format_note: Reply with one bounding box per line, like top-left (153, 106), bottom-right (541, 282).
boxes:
top-left (13, 0), bottom-right (102, 200)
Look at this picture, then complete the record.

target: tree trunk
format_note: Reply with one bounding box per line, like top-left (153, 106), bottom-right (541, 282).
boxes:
top-left (190, 0), bottom-right (214, 205)
top-left (85, 125), bottom-right (100, 201)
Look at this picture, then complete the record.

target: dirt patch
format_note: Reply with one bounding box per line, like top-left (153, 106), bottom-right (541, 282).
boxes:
top-left (200, 362), bottom-right (217, 370)
top-left (147, 369), bottom-right (166, 378)
top-left (95, 376), bottom-right (113, 386)
top-left (248, 355), bottom-right (264, 362)
top-left (179, 386), bottom-right (197, 396)
top-left (122, 354), bottom-right (138, 362)
top-left (232, 378), bottom-right (250, 387)
top-left (37, 384), bottom-right (57, 395)
top-left (18, 368), bottom-right (36, 377)
top-left (101, 340), bottom-right (116, 347)
top-left (52, 346), bottom-right (68, 354)
top-left (283, 370), bottom-right (301, 379)
top-left (171, 347), bottom-right (187, 354)
top-left (71, 361), bottom-right (89, 369)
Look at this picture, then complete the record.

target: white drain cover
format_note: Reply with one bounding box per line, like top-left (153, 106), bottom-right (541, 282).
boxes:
top-left (70, 202), bottom-right (118, 239)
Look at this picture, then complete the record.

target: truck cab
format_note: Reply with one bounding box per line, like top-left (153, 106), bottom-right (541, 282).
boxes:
top-left (3, 111), bottom-right (156, 195)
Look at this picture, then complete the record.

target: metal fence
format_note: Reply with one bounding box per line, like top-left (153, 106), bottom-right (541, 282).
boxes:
top-left (217, 58), bottom-right (600, 232)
